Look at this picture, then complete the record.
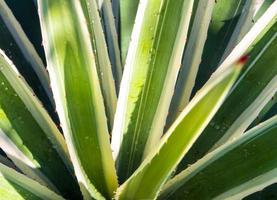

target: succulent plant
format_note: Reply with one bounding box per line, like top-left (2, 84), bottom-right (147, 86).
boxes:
top-left (0, 0), bottom-right (276, 199)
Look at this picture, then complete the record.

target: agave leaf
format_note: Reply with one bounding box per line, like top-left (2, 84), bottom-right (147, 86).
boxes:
top-left (111, 0), bottom-right (119, 31)
top-left (0, 50), bottom-right (81, 199)
top-left (116, 58), bottom-right (243, 200)
top-left (186, 0), bottom-right (200, 35)
top-left (251, 91), bottom-right (277, 126)
top-left (190, 0), bottom-right (247, 90)
top-left (5, 0), bottom-right (44, 60)
top-left (245, 182), bottom-right (277, 200)
top-left (81, 0), bottom-right (117, 129)
top-left (167, 0), bottom-right (250, 129)
top-left (160, 115), bottom-right (277, 200)
top-left (97, 0), bottom-right (123, 92)
top-left (167, 0), bottom-right (215, 126)
top-left (38, 0), bottom-right (117, 199)
top-left (0, 0), bottom-right (52, 105)
top-left (220, 0), bottom-right (256, 61)
top-left (212, 2), bottom-right (276, 75)
top-left (119, 0), bottom-right (139, 64)
top-left (253, 0), bottom-right (275, 22)
top-left (111, 0), bottom-right (194, 182)
top-left (0, 163), bottom-right (64, 200)
top-left (177, 11), bottom-right (277, 170)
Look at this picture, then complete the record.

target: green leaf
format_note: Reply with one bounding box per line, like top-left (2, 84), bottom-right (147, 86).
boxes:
top-left (116, 59), bottom-right (242, 200)
top-left (0, 163), bottom-right (64, 200)
top-left (206, 1), bottom-right (276, 77)
top-left (251, 91), bottom-right (277, 127)
top-left (38, 0), bottom-right (117, 199)
top-left (245, 182), bottom-right (277, 200)
top-left (0, 0), bottom-right (52, 106)
top-left (111, 0), bottom-right (194, 183)
top-left (253, 0), bottom-right (275, 22)
top-left (97, 0), bottom-right (123, 92)
top-left (5, 0), bottom-right (44, 59)
top-left (81, 0), bottom-right (117, 129)
top-left (189, 0), bottom-right (248, 97)
top-left (119, 0), bottom-right (139, 64)
top-left (167, 0), bottom-right (254, 129)
top-left (5, 0), bottom-right (44, 61)
top-left (159, 115), bottom-right (277, 200)
top-left (177, 12), bottom-right (277, 170)
top-left (220, 0), bottom-right (256, 61)
top-left (167, 0), bottom-right (215, 126)
top-left (111, 0), bottom-right (119, 32)
top-left (0, 50), bottom-right (81, 199)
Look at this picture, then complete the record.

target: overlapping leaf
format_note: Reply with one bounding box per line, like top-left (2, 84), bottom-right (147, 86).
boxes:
top-left (0, 163), bottom-right (64, 200)
top-left (0, 0), bottom-right (52, 107)
top-left (160, 115), bottom-right (277, 199)
top-left (111, 0), bottom-right (194, 183)
top-left (38, 0), bottom-right (117, 199)
top-left (116, 58), bottom-right (243, 199)
top-left (118, 0), bottom-right (139, 64)
top-left (177, 7), bottom-right (277, 170)
top-left (81, 0), bottom-right (117, 128)
top-left (97, 0), bottom-right (122, 91)
top-left (0, 50), bottom-right (81, 199)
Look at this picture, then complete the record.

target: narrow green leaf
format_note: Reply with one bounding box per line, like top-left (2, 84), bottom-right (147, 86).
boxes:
top-left (0, 0), bottom-right (52, 105)
top-left (111, 0), bottom-right (194, 182)
top-left (253, 0), bottom-right (275, 22)
top-left (167, 0), bottom-right (215, 126)
top-left (119, 0), bottom-right (139, 64)
top-left (251, 91), bottom-right (277, 126)
top-left (220, 0), bottom-right (256, 61)
top-left (160, 115), bottom-right (277, 200)
top-left (116, 60), bottom-right (242, 200)
top-left (177, 15), bottom-right (277, 170)
top-left (111, 0), bottom-right (119, 32)
top-left (0, 163), bottom-right (64, 200)
top-left (245, 181), bottom-right (277, 200)
top-left (167, 0), bottom-right (252, 130)
top-left (97, 0), bottom-right (123, 92)
top-left (81, 0), bottom-right (117, 129)
top-left (210, 2), bottom-right (276, 76)
top-left (38, 0), bottom-right (117, 199)
top-left (186, 0), bottom-right (200, 35)
top-left (188, 0), bottom-right (248, 97)
top-left (0, 50), bottom-right (81, 199)
top-left (5, 0), bottom-right (44, 61)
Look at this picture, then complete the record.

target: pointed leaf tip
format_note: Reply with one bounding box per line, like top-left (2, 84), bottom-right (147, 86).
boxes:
top-left (236, 54), bottom-right (249, 66)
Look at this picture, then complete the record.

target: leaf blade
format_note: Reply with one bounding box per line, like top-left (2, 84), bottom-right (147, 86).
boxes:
top-left (177, 14), bottom-right (277, 169)
top-left (119, 0), bottom-right (139, 64)
top-left (97, 0), bottom-right (123, 92)
top-left (0, 163), bottom-right (64, 200)
top-left (160, 115), bottom-right (277, 200)
top-left (111, 0), bottom-right (194, 182)
top-left (0, 49), bottom-right (81, 199)
top-left (38, 0), bottom-right (118, 198)
top-left (116, 60), bottom-right (242, 200)
top-left (0, 0), bottom-right (52, 106)
top-left (167, 0), bottom-right (215, 125)
top-left (81, 0), bottom-right (118, 129)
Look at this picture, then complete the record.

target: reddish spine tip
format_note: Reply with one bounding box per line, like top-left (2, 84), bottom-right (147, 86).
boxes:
top-left (237, 54), bottom-right (249, 65)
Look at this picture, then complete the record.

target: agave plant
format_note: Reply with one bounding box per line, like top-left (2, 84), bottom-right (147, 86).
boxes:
top-left (0, 0), bottom-right (276, 199)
